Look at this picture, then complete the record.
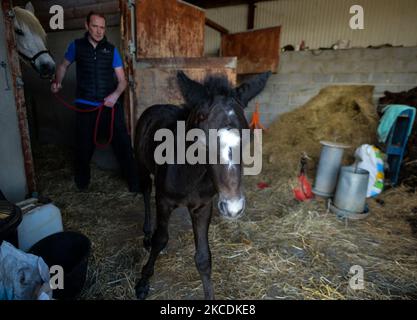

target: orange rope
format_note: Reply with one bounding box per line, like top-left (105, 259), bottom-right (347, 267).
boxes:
top-left (249, 102), bottom-right (267, 130)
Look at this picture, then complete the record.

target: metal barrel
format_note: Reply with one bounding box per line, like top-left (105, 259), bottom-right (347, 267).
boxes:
top-left (334, 166), bottom-right (369, 213)
top-left (312, 141), bottom-right (350, 197)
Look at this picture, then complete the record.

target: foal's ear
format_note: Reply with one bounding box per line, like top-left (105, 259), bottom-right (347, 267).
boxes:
top-left (233, 71), bottom-right (271, 107)
top-left (177, 71), bottom-right (207, 107)
top-left (25, 2), bottom-right (35, 14)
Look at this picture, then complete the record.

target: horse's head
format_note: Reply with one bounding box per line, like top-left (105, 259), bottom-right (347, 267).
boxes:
top-left (177, 71), bottom-right (270, 220)
top-left (13, 2), bottom-right (55, 79)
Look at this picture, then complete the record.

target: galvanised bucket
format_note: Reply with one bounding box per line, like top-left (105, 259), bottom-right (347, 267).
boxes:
top-left (312, 141), bottom-right (350, 198)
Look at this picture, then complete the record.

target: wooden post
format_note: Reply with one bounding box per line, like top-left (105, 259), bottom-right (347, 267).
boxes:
top-left (247, 1), bottom-right (256, 30)
top-left (1, 0), bottom-right (37, 194)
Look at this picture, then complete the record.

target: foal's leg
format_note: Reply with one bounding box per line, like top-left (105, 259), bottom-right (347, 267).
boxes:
top-left (135, 198), bottom-right (172, 299)
top-left (138, 166), bottom-right (153, 251)
top-left (189, 202), bottom-right (215, 300)
top-left (142, 183), bottom-right (152, 251)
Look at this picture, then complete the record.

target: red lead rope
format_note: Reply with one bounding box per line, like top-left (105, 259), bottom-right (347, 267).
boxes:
top-left (52, 89), bottom-right (115, 148)
top-left (94, 103), bottom-right (115, 148)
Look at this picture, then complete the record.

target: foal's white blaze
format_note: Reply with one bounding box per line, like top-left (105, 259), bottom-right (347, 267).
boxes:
top-left (218, 128), bottom-right (240, 167)
top-left (226, 198), bottom-right (245, 217)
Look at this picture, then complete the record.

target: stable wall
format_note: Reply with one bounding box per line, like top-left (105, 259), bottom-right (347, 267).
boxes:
top-left (245, 46), bottom-right (417, 126)
top-left (205, 0), bottom-right (417, 55)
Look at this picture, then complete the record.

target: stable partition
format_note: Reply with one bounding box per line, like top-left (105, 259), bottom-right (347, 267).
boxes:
top-left (120, 0), bottom-right (237, 136)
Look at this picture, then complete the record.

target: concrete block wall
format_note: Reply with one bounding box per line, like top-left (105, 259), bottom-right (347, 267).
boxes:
top-left (245, 47), bottom-right (417, 127)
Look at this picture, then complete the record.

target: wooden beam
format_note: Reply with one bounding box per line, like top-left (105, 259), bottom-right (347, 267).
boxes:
top-left (185, 0), bottom-right (266, 9)
top-left (247, 1), bottom-right (255, 30)
top-left (38, 13), bottom-right (120, 31)
top-left (35, 2), bottom-right (120, 22)
top-left (135, 57), bottom-right (237, 69)
top-left (12, 0), bottom-right (118, 10)
top-left (205, 17), bottom-right (229, 34)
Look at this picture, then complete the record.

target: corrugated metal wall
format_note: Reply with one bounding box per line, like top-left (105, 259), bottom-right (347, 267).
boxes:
top-left (205, 4), bottom-right (248, 55)
top-left (205, 0), bottom-right (417, 54)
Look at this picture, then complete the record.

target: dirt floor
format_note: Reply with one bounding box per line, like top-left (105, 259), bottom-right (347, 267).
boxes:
top-left (33, 144), bottom-right (417, 300)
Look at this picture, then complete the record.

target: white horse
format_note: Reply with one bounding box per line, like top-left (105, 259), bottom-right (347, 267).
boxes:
top-left (13, 2), bottom-right (55, 78)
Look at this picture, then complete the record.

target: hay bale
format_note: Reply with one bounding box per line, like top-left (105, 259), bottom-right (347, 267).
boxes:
top-left (263, 86), bottom-right (379, 178)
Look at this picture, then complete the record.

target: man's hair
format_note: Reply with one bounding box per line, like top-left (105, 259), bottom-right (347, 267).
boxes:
top-left (86, 11), bottom-right (106, 25)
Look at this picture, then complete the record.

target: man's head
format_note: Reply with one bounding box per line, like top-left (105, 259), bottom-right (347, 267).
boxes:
top-left (85, 11), bottom-right (106, 43)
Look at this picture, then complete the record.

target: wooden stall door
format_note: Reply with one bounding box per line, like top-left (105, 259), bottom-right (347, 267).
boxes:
top-left (136, 0), bottom-right (205, 58)
top-left (120, 0), bottom-right (237, 136)
top-left (221, 26), bottom-right (281, 74)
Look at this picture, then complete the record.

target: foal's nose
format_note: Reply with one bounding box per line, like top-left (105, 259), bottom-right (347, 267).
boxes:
top-left (218, 197), bottom-right (245, 219)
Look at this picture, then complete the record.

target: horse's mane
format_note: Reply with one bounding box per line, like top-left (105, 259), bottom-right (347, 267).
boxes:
top-left (14, 7), bottom-right (46, 43)
top-left (183, 74), bottom-right (234, 111)
top-left (202, 75), bottom-right (234, 99)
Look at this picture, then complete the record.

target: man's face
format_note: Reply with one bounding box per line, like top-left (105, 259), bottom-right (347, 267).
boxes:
top-left (85, 15), bottom-right (106, 43)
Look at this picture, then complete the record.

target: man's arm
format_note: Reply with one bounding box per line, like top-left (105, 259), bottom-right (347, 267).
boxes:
top-left (51, 58), bottom-right (71, 93)
top-left (103, 67), bottom-right (127, 107)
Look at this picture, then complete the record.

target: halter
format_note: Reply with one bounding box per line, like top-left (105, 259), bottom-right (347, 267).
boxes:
top-left (18, 50), bottom-right (52, 76)
top-left (11, 9), bottom-right (53, 79)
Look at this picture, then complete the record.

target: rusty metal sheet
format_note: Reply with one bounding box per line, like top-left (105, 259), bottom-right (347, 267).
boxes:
top-left (221, 26), bottom-right (281, 74)
top-left (132, 57), bottom-right (237, 127)
top-left (136, 0), bottom-right (205, 59)
top-left (2, 0), bottom-right (36, 193)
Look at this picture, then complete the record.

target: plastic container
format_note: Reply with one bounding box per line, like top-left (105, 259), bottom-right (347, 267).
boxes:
top-left (312, 141), bottom-right (350, 197)
top-left (29, 231), bottom-right (91, 300)
top-left (17, 203), bottom-right (63, 252)
top-left (385, 108), bottom-right (415, 185)
top-left (0, 200), bottom-right (22, 247)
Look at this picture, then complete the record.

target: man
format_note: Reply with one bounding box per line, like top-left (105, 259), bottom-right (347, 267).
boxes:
top-left (51, 11), bottom-right (139, 192)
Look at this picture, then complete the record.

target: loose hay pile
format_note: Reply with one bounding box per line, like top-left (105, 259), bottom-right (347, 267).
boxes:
top-left (33, 142), bottom-right (417, 300)
top-left (263, 85), bottom-right (379, 178)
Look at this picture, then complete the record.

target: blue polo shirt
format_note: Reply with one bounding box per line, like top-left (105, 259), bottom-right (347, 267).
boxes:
top-left (64, 41), bottom-right (123, 106)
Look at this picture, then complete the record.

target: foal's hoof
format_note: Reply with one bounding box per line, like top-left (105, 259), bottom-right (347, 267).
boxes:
top-left (143, 237), bottom-right (151, 252)
top-left (135, 279), bottom-right (150, 300)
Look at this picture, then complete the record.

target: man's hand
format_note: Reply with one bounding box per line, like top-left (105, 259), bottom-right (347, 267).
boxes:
top-left (51, 81), bottom-right (62, 93)
top-left (103, 92), bottom-right (119, 108)
top-left (51, 59), bottom-right (71, 94)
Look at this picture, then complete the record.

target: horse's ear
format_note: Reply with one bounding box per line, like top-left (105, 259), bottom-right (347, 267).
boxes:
top-left (177, 71), bottom-right (207, 107)
top-left (25, 2), bottom-right (35, 14)
top-left (234, 71), bottom-right (271, 107)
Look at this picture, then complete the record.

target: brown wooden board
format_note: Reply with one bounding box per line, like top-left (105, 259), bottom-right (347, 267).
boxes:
top-left (131, 57), bottom-right (237, 130)
top-left (136, 0), bottom-right (205, 59)
top-left (2, 0), bottom-right (36, 193)
top-left (221, 26), bottom-right (281, 74)
top-left (185, 0), bottom-right (270, 9)
top-left (119, 0), bottom-right (134, 135)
